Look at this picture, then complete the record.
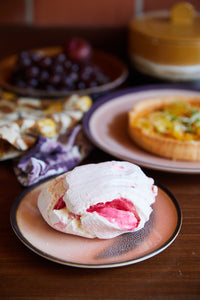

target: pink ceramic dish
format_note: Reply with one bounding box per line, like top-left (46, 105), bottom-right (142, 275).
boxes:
top-left (83, 85), bottom-right (200, 173)
top-left (10, 177), bottom-right (181, 268)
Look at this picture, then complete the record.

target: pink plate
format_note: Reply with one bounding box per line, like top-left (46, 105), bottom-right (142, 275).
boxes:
top-left (83, 85), bottom-right (200, 173)
top-left (10, 178), bottom-right (181, 268)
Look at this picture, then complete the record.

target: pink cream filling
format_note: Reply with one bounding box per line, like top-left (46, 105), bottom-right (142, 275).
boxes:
top-left (54, 196), bottom-right (140, 230)
top-left (54, 197), bottom-right (66, 210)
top-left (53, 197), bottom-right (80, 220)
top-left (87, 197), bottom-right (140, 230)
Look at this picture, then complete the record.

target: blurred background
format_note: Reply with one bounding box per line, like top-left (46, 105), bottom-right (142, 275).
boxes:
top-left (0, 0), bottom-right (199, 60)
top-left (0, 0), bottom-right (199, 27)
top-left (0, 0), bottom-right (200, 89)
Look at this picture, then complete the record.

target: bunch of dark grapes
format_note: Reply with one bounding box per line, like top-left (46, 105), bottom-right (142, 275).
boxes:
top-left (10, 38), bottom-right (110, 92)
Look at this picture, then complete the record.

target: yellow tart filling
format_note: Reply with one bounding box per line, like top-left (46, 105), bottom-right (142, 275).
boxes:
top-left (133, 101), bottom-right (200, 141)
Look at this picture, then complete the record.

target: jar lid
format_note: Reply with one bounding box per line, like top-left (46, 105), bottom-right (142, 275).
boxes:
top-left (129, 2), bottom-right (200, 66)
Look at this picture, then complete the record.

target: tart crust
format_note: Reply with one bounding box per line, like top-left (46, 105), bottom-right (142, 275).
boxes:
top-left (128, 96), bottom-right (200, 161)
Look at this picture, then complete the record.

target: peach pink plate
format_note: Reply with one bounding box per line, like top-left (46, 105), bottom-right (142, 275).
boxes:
top-left (83, 85), bottom-right (200, 173)
top-left (10, 177), bottom-right (181, 268)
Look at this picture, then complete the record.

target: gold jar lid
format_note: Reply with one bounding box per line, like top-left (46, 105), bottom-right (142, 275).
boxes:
top-left (129, 2), bottom-right (200, 66)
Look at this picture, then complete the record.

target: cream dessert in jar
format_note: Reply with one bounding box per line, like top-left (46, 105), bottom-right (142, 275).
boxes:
top-left (129, 3), bottom-right (200, 82)
top-left (38, 161), bottom-right (157, 239)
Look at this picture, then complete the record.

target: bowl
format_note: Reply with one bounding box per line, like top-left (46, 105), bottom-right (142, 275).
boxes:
top-left (0, 46), bottom-right (128, 98)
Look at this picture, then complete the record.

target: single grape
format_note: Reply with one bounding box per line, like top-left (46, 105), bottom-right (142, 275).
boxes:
top-left (26, 78), bottom-right (39, 88)
top-left (30, 52), bottom-right (41, 63)
top-left (55, 53), bottom-right (67, 63)
top-left (63, 37), bottom-right (92, 63)
top-left (13, 79), bottom-right (26, 88)
top-left (71, 63), bottom-right (80, 72)
top-left (45, 84), bottom-right (56, 91)
top-left (60, 75), bottom-right (72, 88)
top-left (48, 73), bottom-right (61, 86)
top-left (39, 56), bottom-right (53, 69)
top-left (63, 59), bottom-right (72, 70)
top-left (26, 65), bottom-right (40, 78)
top-left (18, 51), bottom-right (30, 60)
top-left (52, 63), bottom-right (64, 74)
top-left (39, 70), bottom-right (50, 83)
top-left (69, 71), bottom-right (78, 82)
top-left (18, 56), bottom-right (32, 69)
top-left (76, 81), bottom-right (86, 90)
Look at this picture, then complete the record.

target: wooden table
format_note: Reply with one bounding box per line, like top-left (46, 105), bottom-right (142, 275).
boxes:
top-left (0, 26), bottom-right (200, 299)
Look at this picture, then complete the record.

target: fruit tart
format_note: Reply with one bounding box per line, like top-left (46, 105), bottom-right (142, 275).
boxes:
top-left (128, 95), bottom-right (200, 161)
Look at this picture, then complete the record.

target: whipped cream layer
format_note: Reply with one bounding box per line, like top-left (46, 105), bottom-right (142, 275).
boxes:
top-left (132, 54), bottom-right (200, 81)
top-left (38, 161), bottom-right (157, 239)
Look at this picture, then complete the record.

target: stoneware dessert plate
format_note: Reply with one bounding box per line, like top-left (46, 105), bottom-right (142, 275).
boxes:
top-left (83, 85), bottom-right (200, 173)
top-left (0, 47), bottom-right (128, 98)
top-left (10, 178), bottom-right (181, 268)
